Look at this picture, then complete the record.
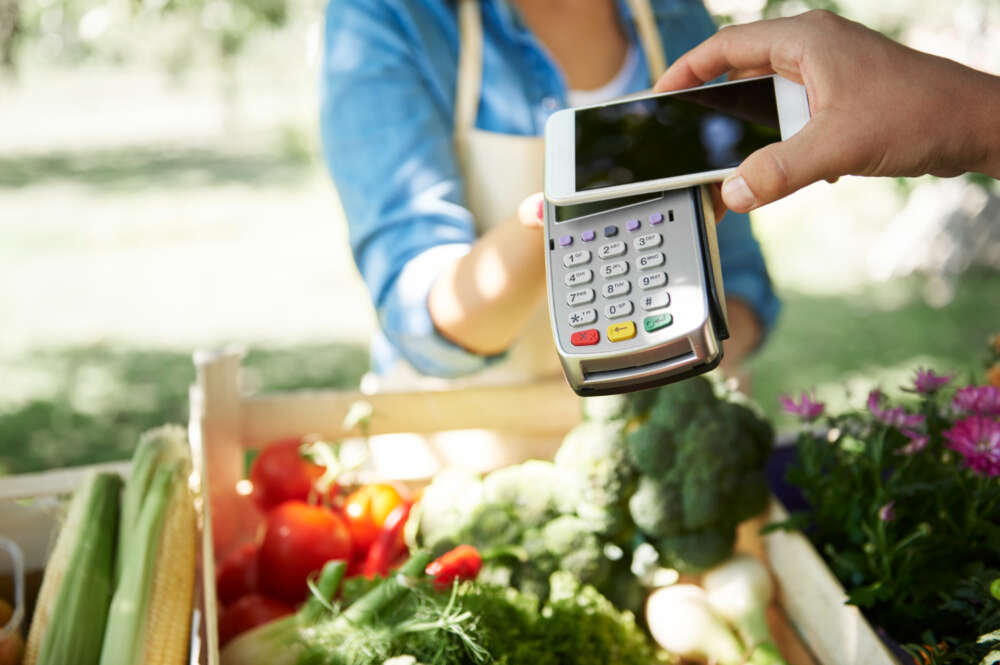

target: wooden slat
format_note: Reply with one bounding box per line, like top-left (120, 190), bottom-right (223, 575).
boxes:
top-left (763, 501), bottom-right (900, 665)
top-left (0, 461), bottom-right (131, 501)
top-left (239, 379), bottom-right (583, 448)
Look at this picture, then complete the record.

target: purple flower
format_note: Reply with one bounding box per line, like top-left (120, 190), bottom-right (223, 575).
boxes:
top-left (779, 392), bottom-right (825, 421)
top-left (878, 501), bottom-right (896, 522)
top-left (943, 416), bottom-right (1000, 477)
top-left (899, 429), bottom-right (929, 455)
top-left (953, 385), bottom-right (1000, 416)
top-left (911, 368), bottom-right (952, 394)
top-left (867, 389), bottom-right (926, 428)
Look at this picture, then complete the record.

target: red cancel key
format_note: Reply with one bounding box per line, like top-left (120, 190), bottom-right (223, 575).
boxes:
top-left (571, 329), bottom-right (600, 346)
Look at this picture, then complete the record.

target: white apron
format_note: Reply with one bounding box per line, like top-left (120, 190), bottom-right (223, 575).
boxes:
top-left (359, 0), bottom-right (670, 479)
top-left (370, 0), bottom-right (667, 392)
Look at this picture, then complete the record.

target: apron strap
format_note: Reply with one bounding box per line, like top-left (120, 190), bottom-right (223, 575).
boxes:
top-left (623, 0), bottom-right (667, 85)
top-left (455, 0), bottom-right (483, 139)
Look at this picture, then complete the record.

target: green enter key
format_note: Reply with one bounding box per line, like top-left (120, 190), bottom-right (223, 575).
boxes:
top-left (643, 313), bottom-right (673, 333)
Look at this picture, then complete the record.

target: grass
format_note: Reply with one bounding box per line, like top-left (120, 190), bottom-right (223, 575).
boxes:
top-left (0, 344), bottom-right (368, 475)
top-left (752, 269), bottom-right (1000, 425)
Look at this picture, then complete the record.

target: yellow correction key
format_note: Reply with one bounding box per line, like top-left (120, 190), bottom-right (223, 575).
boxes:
top-left (607, 321), bottom-right (636, 342)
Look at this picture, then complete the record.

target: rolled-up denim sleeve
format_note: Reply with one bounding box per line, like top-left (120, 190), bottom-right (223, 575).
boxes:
top-left (716, 211), bottom-right (781, 335)
top-left (320, 0), bottom-right (500, 377)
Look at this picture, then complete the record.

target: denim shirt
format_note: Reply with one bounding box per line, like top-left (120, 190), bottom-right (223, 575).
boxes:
top-left (320, 0), bottom-right (780, 377)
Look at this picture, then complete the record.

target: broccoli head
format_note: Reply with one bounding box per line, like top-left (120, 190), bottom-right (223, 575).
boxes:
top-left (646, 376), bottom-right (717, 431)
top-left (409, 469), bottom-right (484, 551)
top-left (482, 460), bottom-right (569, 528)
top-left (554, 420), bottom-right (636, 534)
top-left (655, 526), bottom-right (736, 574)
top-left (541, 515), bottom-right (611, 588)
top-left (455, 502), bottom-right (523, 552)
top-left (625, 419), bottom-right (677, 476)
top-left (622, 379), bottom-right (775, 572)
top-left (580, 388), bottom-right (659, 423)
top-left (627, 475), bottom-right (683, 538)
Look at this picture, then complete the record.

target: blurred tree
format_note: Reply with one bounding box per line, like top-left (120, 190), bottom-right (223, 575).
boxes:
top-left (0, 0), bottom-right (20, 72)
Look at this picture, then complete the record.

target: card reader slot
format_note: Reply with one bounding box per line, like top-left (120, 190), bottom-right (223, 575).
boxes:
top-left (581, 348), bottom-right (698, 385)
top-left (580, 336), bottom-right (695, 377)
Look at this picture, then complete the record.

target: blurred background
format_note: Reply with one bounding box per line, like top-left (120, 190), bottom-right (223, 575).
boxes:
top-left (1, 0), bottom-right (998, 474)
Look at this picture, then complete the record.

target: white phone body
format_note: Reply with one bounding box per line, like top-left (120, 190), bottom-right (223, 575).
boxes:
top-left (545, 74), bottom-right (810, 205)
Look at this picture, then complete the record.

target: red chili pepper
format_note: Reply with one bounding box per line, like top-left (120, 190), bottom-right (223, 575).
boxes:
top-left (425, 545), bottom-right (482, 590)
top-left (361, 501), bottom-right (411, 579)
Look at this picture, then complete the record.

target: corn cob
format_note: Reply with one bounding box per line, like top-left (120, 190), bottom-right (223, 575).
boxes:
top-left (117, 424), bottom-right (189, 583)
top-left (100, 425), bottom-right (196, 665)
top-left (24, 471), bottom-right (122, 665)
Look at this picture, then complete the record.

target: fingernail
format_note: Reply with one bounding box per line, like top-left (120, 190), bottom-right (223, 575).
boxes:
top-left (722, 175), bottom-right (756, 211)
top-left (536, 199), bottom-right (544, 221)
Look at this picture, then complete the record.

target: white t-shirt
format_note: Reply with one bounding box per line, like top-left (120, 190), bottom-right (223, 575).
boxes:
top-left (566, 43), bottom-right (641, 107)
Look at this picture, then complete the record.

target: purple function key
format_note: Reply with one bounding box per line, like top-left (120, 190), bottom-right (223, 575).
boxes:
top-left (581, 230), bottom-right (596, 242)
top-left (626, 219), bottom-right (641, 232)
top-left (559, 235), bottom-right (573, 247)
top-left (650, 212), bottom-right (664, 225)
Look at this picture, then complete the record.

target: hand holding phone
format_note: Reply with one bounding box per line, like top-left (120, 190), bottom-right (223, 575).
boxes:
top-left (655, 11), bottom-right (1000, 210)
top-left (544, 74), bottom-right (809, 206)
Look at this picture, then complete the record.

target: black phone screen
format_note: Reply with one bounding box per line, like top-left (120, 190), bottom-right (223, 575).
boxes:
top-left (574, 77), bottom-right (781, 192)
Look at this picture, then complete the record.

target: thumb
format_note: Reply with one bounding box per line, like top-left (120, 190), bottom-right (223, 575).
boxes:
top-left (518, 191), bottom-right (546, 229)
top-left (720, 117), bottom-right (841, 212)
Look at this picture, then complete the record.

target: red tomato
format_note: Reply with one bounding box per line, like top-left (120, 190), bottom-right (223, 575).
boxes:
top-left (258, 501), bottom-right (353, 603)
top-left (217, 594), bottom-right (294, 647)
top-left (216, 542), bottom-right (259, 607)
top-left (249, 438), bottom-right (333, 512)
top-left (342, 483), bottom-right (404, 554)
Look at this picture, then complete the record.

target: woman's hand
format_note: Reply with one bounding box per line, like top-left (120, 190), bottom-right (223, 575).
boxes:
top-left (517, 192), bottom-right (546, 230)
top-left (656, 10), bottom-right (1000, 212)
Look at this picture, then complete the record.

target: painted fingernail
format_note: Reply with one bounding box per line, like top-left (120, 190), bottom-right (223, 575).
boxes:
top-left (536, 199), bottom-right (544, 221)
top-left (722, 175), bottom-right (756, 211)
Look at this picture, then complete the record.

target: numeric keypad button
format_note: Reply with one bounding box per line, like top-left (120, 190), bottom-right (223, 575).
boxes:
top-left (562, 250), bottom-right (592, 268)
top-left (568, 308), bottom-right (598, 327)
top-left (566, 288), bottom-right (595, 307)
top-left (633, 233), bottom-right (662, 251)
top-left (637, 252), bottom-right (664, 270)
top-left (598, 241), bottom-right (627, 260)
top-left (600, 261), bottom-right (628, 279)
top-left (605, 300), bottom-right (634, 319)
top-left (640, 292), bottom-right (671, 311)
top-left (639, 272), bottom-right (668, 290)
top-left (602, 280), bottom-right (631, 299)
top-left (564, 269), bottom-right (593, 287)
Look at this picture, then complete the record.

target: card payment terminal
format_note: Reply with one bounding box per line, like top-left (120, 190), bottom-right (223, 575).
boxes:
top-left (543, 186), bottom-right (729, 396)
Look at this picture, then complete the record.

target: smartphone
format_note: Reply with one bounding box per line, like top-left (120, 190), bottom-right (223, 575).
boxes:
top-left (544, 74), bottom-right (810, 205)
top-left (543, 185), bottom-right (729, 396)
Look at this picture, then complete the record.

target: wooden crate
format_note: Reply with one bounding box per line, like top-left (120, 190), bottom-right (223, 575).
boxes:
top-left (0, 347), bottom-right (902, 665)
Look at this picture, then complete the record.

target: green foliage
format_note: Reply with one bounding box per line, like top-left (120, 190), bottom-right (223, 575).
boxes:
top-left (300, 572), bottom-right (653, 665)
top-left (542, 572), bottom-right (654, 665)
